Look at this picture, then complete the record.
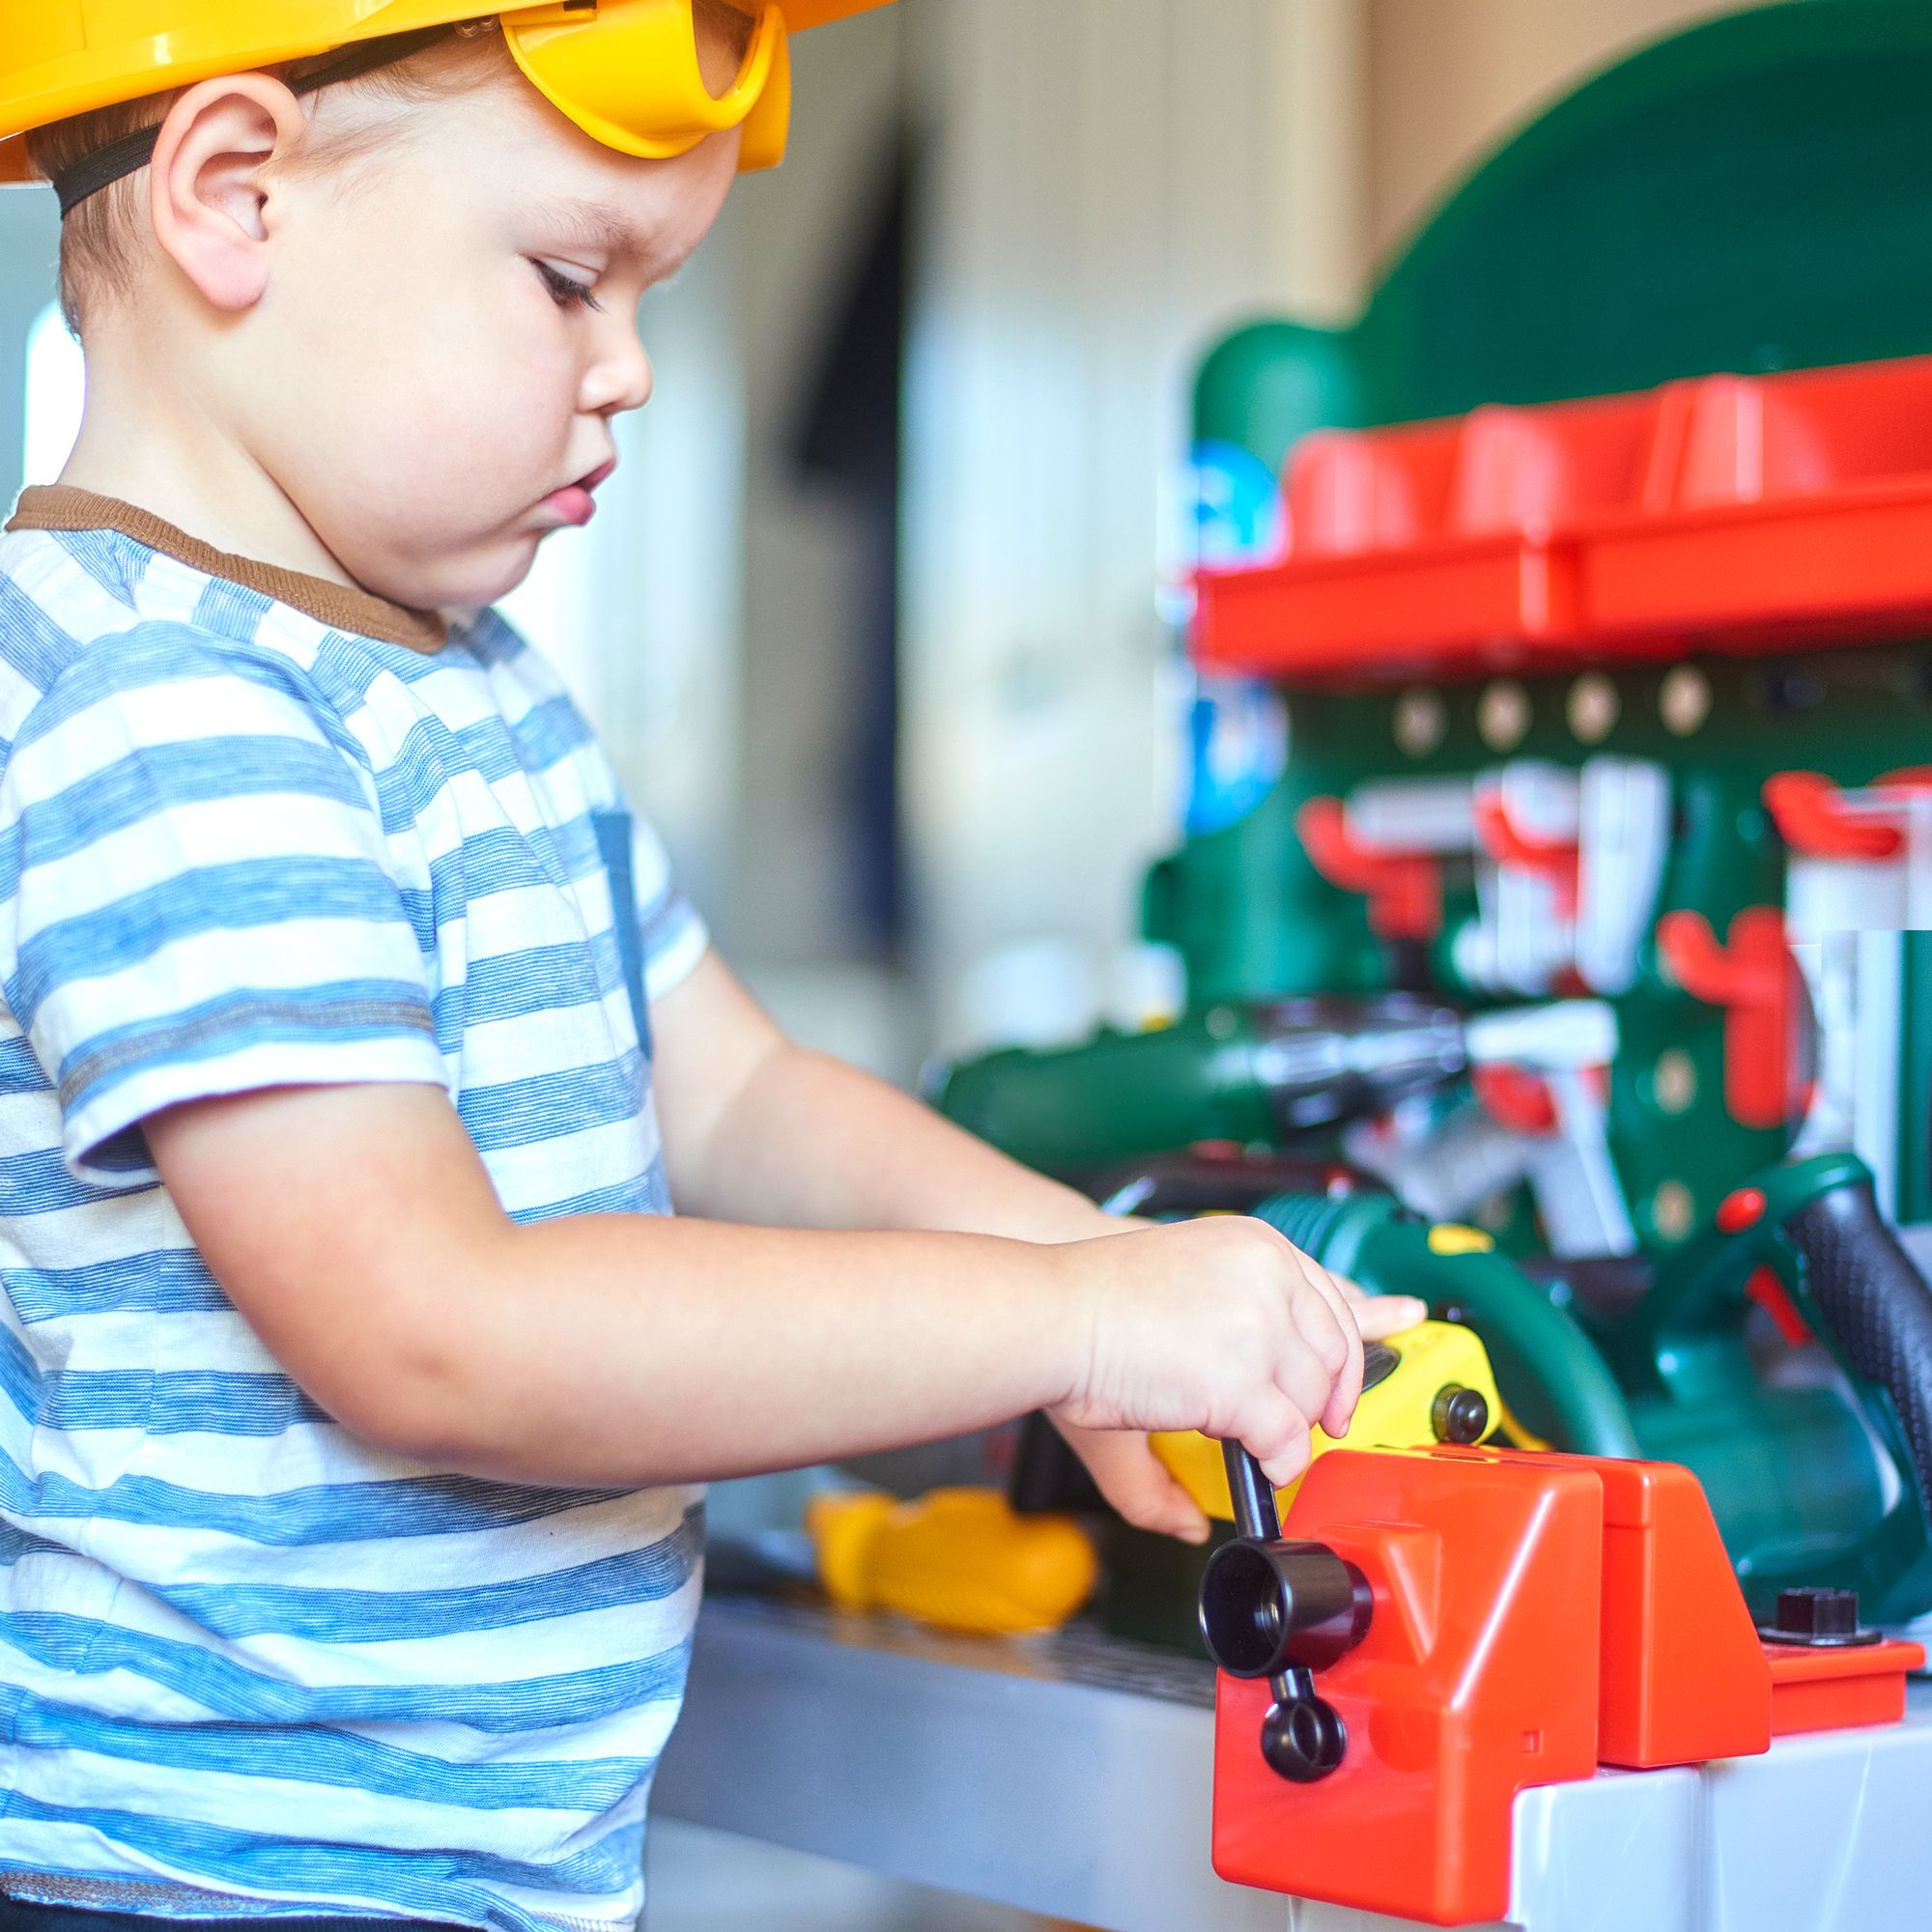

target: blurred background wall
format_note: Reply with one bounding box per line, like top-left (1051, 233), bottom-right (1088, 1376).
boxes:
top-left (1, 0), bottom-right (1766, 1086)
top-left (745, 0), bottom-right (1761, 1079)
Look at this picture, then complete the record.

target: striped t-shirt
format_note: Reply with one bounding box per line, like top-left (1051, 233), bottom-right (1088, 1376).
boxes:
top-left (0, 488), bottom-right (710, 1932)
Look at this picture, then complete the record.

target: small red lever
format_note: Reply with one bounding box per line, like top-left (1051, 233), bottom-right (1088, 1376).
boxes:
top-left (1296, 797), bottom-right (1441, 942)
top-left (1655, 906), bottom-right (1804, 1130)
top-left (1763, 771), bottom-right (1902, 861)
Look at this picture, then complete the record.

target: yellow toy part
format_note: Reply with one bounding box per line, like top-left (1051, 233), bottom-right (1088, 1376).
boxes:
top-left (807, 1486), bottom-right (1099, 1638)
top-left (1151, 1321), bottom-right (1503, 1522)
top-left (0, 0), bottom-right (895, 186)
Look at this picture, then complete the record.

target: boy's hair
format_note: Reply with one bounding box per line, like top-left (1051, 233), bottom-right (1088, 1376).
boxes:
top-left (27, 4), bottom-right (757, 335)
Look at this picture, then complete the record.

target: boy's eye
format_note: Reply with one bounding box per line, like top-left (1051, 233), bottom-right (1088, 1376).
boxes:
top-left (533, 260), bottom-right (603, 312)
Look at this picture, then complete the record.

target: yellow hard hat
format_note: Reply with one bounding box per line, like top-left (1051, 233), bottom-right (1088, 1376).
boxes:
top-left (0, 0), bottom-right (894, 194)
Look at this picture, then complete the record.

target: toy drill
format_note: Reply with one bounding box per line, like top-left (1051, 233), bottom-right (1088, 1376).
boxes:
top-left (932, 0), bottom-right (1932, 1641)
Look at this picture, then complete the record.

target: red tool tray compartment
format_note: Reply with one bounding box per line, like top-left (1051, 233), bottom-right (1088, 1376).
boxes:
top-left (1194, 355), bottom-right (1932, 681)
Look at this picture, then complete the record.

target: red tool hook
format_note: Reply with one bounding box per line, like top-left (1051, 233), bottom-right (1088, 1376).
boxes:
top-left (1763, 771), bottom-right (1902, 861)
top-left (1296, 796), bottom-right (1442, 942)
top-left (1654, 906), bottom-right (1804, 1130)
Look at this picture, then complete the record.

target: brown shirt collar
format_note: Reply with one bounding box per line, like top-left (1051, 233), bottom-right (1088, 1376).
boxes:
top-left (5, 485), bottom-right (446, 653)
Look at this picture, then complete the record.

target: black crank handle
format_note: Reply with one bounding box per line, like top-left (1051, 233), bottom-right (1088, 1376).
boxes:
top-left (1222, 1437), bottom-right (1282, 1544)
top-left (1785, 1178), bottom-right (1932, 1516)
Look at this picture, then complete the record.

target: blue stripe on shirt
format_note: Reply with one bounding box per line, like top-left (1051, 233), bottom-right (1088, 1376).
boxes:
top-left (10, 859), bottom-right (419, 1033)
top-left (51, 980), bottom-right (438, 1122)
top-left (1, 735), bottom-right (372, 891)
top-left (10, 629), bottom-right (366, 768)
top-left (5, 1688), bottom-right (656, 1814)
top-left (49, 528), bottom-right (146, 605)
top-left (0, 1792), bottom-right (641, 1906)
top-left (0, 576), bottom-right (81, 696)
top-left (157, 1512), bottom-right (702, 1643)
top-left (6, 1250), bottom-right (227, 1324)
top-left (0, 1148), bottom-right (131, 1217)
top-left (457, 1051), bottom-right (646, 1154)
top-left (0, 1327), bottom-right (327, 1437)
top-left (0, 1612), bottom-right (695, 1732)
top-left (0, 1450), bottom-right (625, 1545)
top-left (0, 1034), bottom-right (48, 1095)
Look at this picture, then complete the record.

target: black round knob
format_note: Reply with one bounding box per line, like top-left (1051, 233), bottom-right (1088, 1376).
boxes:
top-left (1199, 1538), bottom-right (1372, 1679)
top-left (1432, 1384), bottom-right (1490, 1445)
top-left (1261, 1690), bottom-right (1348, 1783)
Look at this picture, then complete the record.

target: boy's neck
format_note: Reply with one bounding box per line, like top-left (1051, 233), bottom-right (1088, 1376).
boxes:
top-left (55, 329), bottom-right (364, 593)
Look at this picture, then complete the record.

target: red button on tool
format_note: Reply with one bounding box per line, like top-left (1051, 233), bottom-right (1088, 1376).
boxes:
top-left (1716, 1187), bottom-right (1767, 1235)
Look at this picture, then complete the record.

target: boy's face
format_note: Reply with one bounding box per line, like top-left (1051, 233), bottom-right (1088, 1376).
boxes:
top-left (226, 69), bottom-right (741, 611)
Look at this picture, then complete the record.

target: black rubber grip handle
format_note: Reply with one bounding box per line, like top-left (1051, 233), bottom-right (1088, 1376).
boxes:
top-left (1786, 1180), bottom-right (1932, 1515)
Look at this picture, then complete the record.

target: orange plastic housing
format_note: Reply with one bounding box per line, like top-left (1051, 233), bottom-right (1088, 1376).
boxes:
top-left (1210, 1450), bottom-right (1605, 1927)
top-left (1210, 1447), bottom-right (1919, 1927)
top-left (1767, 1637), bottom-right (1923, 1737)
top-left (1194, 355), bottom-right (1932, 682)
top-left (1592, 1459), bottom-right (1771, 1768)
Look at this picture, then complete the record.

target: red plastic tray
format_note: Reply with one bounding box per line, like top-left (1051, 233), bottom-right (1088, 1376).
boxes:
top-left (1194, 355), bottom-right (1932, 681)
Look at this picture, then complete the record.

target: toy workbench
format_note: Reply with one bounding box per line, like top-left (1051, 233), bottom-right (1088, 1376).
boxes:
top-left (672, 5), bottom-right (1932, 1927)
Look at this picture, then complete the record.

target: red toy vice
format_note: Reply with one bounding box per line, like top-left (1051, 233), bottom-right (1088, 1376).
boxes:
top-left (1200, 1443), bottom-right (1921, 1927)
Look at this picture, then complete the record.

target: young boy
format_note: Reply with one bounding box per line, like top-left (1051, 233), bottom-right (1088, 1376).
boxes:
top-left (0, 6), bottom-right (1421, 1927)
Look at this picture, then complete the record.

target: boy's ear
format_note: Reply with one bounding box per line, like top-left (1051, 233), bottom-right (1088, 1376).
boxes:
top-left (149, 74), bottom-right (310, 312)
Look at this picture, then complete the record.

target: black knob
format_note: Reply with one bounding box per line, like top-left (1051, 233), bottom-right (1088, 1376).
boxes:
top-left (1432, 1384), bottom-right (1490, 1445)
top-left (1199, 1538), bottom-right (1372, 1679)
top-left (1261, 1677), bottom-right (1349, 1783)
top-left (1757, 1585), bottom-right (1881, 1648)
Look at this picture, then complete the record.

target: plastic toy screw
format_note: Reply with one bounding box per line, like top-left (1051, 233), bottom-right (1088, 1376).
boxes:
top-left (1756, 1586), bottom-right (1882, 1649)
top-left (1261, 1677), bottom-right (1349, 1783)
top-left (1432, 1385), bottom-right (1492, 1444)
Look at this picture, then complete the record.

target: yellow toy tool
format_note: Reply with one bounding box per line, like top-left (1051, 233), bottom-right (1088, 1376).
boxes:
top-left (1151, 1321), bottom-right (1504, 1521)
top-left (808, 1487), bottom-right (1099, 1638)
top-left (0, 0), bottom-right (896, 188)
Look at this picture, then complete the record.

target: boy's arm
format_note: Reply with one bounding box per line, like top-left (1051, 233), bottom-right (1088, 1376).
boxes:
top-left (648, 954), bottom-right (1418, 1538)
top-left (146, 1079), bottom-right (1390, 1496)
top-left (650, 952), bottom-right (1119, 1243)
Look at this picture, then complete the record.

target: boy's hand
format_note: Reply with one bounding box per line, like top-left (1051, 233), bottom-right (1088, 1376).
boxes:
top-left (1050, 1417), bottom-right (1218, 1543)
top-left (1049, 1216), bottom-right (1427, 1509)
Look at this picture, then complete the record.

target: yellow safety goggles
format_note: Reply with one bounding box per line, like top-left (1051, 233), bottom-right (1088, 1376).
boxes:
top-left (505, 0), bottom-right (792, 172)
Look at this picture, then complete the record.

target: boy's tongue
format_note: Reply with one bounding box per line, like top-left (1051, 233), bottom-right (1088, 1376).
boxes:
top-left (543, 483), bottom-right (598, 527)
top-left (542, 459), bottom-right (613, 527)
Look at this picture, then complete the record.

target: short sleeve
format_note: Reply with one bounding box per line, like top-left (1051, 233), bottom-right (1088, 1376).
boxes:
top-left (0, 625), bottom-right (448, 1183)
top-left (631, 811), bottom-right (708, 1003)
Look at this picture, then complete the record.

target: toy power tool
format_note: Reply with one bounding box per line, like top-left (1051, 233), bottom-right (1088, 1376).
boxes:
top-left (1150, 1321), bottom-right (1504, 1521)
top-left (939, 0), bottom-right (1932, 1633)
top-left (1250, 1167), bottom-right (1932, 1623)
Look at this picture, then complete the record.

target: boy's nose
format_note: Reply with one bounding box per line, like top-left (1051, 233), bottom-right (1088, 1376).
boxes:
top-left (582, 331), bottom-right (654, 417)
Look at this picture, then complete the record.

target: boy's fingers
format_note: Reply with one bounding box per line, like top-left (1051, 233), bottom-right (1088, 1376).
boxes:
top-left (1287, 1259), bottom-right (1364, 1435)
top-left (1244, 1399), bottom-right (1314, 1492)
top-left (1332, 1271), bottom-right (1431, 1338)
top-left (1355, 1293), bottom-right (1429, 1339)
top-left (1060, 1425), bottom-right (1212, 1544)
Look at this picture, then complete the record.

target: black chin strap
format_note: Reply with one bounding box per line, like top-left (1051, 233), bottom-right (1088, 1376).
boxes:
top-left (51, 24), bottom-right (460, 217)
